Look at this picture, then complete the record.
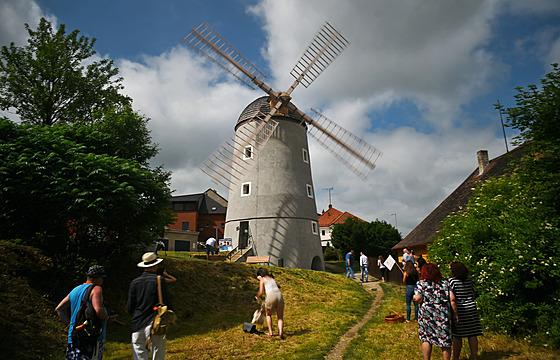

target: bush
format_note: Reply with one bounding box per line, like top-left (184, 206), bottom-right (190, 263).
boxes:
top-left (323, 246), bottom-right (342, 261)
top-left (429, 156), bottom-right (560, 345)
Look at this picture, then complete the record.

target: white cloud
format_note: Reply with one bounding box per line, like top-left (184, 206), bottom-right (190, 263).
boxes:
top-left (85, 0), bottom-right (535, 236)
top-left (3, 0), bottom-right (554, 238)
top-left (0, 0), bottom-right (54, 47)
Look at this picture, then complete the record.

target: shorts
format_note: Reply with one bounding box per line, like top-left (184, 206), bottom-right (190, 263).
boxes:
top-left (265, 291), bottom-right (284, 310)
top-left (206, 244), bottom-right (215, 255)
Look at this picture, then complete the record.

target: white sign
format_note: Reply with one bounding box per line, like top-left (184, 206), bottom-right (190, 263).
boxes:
top-left (384, 255), bottom-right (396, 271)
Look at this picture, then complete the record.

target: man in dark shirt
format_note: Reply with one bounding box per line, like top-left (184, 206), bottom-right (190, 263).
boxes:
top-left (127, 252), bottom-right (173, 360)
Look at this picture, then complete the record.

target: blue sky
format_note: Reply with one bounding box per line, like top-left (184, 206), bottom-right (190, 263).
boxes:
top-left (2, 0), bottom-right (560, 236)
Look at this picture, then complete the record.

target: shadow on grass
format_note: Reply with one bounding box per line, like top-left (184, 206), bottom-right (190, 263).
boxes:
top-left (479, 350), bottom-right (520, 359)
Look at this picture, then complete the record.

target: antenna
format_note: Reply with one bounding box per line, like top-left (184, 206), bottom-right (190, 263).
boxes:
top-left (496, 100), bottom-right (509, 153)
top-left (322, 187), bottom-right (334, 206)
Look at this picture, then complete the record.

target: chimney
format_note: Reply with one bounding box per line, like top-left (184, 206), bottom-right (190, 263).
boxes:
top-left (477, 150), bottom-right (489, 175)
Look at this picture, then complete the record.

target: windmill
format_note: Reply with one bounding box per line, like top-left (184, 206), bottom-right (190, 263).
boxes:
top-left (184, 22), bottom-right (381, 270)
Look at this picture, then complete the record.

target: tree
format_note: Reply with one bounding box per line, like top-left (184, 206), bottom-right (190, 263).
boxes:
top-left (0, 17), bottom-right (130, 125)
top-left (0, 119), bottom-right (174, 268)
top-left (432, 64), bottom-right (560, 345)
top-left (331, 217), bottom-right (400, 258)
top-left (497, 63), bottom-right (560, 146)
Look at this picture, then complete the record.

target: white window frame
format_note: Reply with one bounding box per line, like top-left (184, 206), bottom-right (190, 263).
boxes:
top-left (243, 145), bottom-right (253, 160)
top-left (311, 221), bottom-right (318, 234)
top-left (306, 184), bottom-right (313, 198)
top-left (241, 182), bottom-right (251, 196)
top-left (302, 148), bottom-right (309, 163)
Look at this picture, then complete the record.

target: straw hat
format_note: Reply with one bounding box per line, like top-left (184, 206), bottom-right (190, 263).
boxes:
top-left (137, 252), bottom-right (163, 268)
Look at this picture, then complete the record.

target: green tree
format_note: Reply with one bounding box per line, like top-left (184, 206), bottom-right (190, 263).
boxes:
top-left (0, 17), bottom-right (130, 125)
top-left (0, 119), bottom-right (174, 268)
top-left (331, 217), bottom-right (400, 258)
top-left (432, 64), bottom-right (560, 345)
top-left (497, 63), bottom-right (560, 146)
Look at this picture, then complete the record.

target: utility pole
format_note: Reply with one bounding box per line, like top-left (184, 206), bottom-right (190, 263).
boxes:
top-left (496, 100), bottom-right (509, 153)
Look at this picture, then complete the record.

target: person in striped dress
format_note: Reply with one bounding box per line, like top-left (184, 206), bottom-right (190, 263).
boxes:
top-left (449, 262), bottom-right (483, 360)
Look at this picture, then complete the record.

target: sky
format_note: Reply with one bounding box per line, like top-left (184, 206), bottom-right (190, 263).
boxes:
top-left (1, 0), bottom-right (559, 237)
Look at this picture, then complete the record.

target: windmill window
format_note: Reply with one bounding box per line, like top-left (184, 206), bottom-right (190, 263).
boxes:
top-left (302, 149), bottom-right (309, 163)
top-left (306, 184), bottom-right (313, 198)
top-left (243, 145), bottom-right (253, 160)
top-left (241, 182), bottom-right (251, 196)
top-left (311, 221), bottom-right (318, 234)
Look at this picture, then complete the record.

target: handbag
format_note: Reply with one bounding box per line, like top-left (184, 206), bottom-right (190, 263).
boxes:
top-left (146, 275), bottom-right (177, 349)
top-left (251, 300), bottom-right (265, 325)
top-left (243, 322), bottom-right (257, 333)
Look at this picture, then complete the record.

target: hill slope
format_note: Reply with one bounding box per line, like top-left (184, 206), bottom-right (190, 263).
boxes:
top-left (1, 242), bottom-right (372, 359)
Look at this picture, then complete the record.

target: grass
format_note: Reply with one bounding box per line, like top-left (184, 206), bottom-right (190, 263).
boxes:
top-left (344, 282), bottom-right (560, 360)
top-left (101, 254), bottom-right (373, 360)
top-left (3, 243), bottom-right (559, 359)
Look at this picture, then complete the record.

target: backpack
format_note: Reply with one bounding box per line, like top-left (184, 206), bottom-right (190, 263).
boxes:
top-left (146, 276), bottom-right (176, 349)
top-left (71, 284), bottom-right (103, 348)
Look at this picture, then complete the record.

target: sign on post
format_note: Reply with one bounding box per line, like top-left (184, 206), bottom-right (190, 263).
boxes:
top-left (384, 255), bottom-right (396, 271)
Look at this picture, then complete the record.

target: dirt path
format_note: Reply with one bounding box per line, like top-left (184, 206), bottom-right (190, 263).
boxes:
top-left (324, 278), bottom-right (384, 360)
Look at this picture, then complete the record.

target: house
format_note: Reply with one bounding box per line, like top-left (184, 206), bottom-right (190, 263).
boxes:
top-left (163, 189), bottom-right (228, 252)
top-left (318, 204), bottom-right (365, 248)
top-left (392, 145), bottom-right (529, 261)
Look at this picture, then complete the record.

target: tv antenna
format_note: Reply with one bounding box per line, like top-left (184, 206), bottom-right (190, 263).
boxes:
top-left (323, 187), bottom-right (334, 206)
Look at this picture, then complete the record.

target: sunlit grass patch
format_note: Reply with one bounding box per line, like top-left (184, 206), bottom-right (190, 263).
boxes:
top-left (102, 258), bottom-right (372, 359)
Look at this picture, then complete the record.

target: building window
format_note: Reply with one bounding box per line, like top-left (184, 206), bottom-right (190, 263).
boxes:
top-left (311, 221), bottom-right (318, 234)
top-left (243, 145), bottom-right (253, 160)
top-left (173, 203), bottom-right (183, 211)
top-left (241, 182), bottom-right (251, 196)
top-left (302, 148), bottom-right (309, 163)
top-left (182, 222), bottom-right (189, 231)
top-left (306, 184), bottom-right (313, 198)
top-left (321, 229), bottom-right (325, 236)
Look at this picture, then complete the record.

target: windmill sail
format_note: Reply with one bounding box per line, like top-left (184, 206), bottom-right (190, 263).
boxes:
top-left (306, 109), bottom-right (382, 179)
top-left (185, 21), bottom-right (382, 185)
top-left (184, 22), bottom-right (267, 91)
top-left (289, 22), bottom-right (349, 90)
top-left (199, 112), bottom-right (279, 190)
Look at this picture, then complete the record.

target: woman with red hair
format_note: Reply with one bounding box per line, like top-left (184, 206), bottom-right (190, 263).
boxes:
top-left (413, 263), bottom-right (458, 360)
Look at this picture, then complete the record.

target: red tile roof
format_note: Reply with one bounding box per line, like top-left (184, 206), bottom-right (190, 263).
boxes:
top-left (319, 205), bottom-right (365, 227)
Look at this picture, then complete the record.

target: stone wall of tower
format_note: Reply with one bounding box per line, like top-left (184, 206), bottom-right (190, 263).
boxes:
top-left (224, 113), bottom-right (324, 270)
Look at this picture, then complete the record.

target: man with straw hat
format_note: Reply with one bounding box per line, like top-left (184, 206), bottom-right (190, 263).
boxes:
top-left (127, 252), bottom-right (173, 360)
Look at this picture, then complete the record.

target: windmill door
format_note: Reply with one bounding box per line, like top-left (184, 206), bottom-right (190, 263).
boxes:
top-left (239, 221), bottom-right (249, 249)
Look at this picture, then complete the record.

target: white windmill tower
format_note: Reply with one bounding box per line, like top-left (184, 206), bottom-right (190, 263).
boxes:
top-left (184, 22), bottom-right (381, 270)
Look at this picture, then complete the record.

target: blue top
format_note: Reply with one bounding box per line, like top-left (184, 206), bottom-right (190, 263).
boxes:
top-left (68, 284), bottom-right (107, 343)
top-left (345, 252), bottom-right (353, 266)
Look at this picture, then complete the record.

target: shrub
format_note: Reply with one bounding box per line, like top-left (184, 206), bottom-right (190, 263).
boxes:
top-left (323, 246), bottom-right (342, 261)
top-left (429, 157), bottom-right (560, 345)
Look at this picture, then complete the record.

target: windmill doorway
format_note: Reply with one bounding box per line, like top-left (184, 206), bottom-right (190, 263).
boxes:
top-left (239, 221), bottom-right (249, 249)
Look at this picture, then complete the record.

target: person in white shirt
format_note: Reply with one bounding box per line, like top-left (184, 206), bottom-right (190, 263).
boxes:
top-left (359, 252), bottom-right (369, 282)
top-left (205, 237), bottom-right (217, 260)
top-left (402, 248), bottom-right (412, 268)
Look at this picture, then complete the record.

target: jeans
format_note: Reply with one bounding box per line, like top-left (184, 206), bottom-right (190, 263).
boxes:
top-left (360, 266), bottom-right (368, 281)
top-left (405, 284), bottom-right (419, 321)
top-left (346, 264), bottom-right (355, 278)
